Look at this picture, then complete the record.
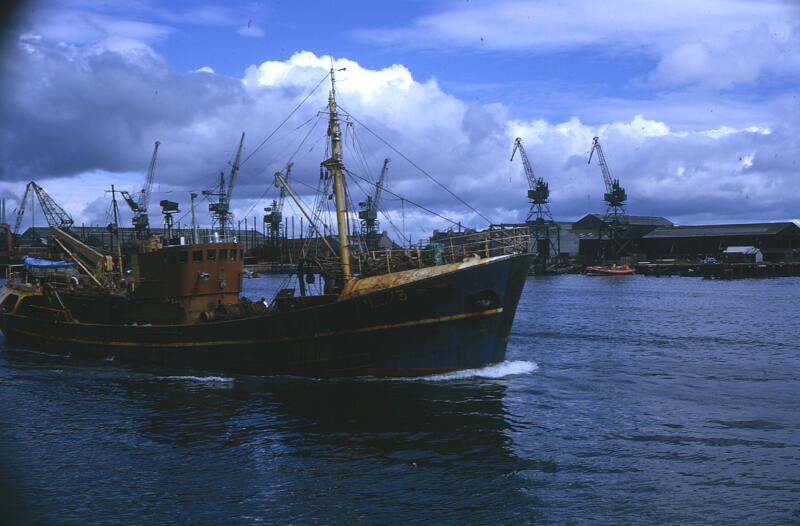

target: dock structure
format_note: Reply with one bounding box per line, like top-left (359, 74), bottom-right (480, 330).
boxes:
top-left (635, 261), bottom-right (800, 278)
top-left (572, 214), bottom-right (673, 262)
top-left (640, 222), bottom-right (800, 262)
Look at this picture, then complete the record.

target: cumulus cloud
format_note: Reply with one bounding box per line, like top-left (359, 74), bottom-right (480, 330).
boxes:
top-left (651, 23), bottom-right (800, 88)
top-left (1, 35), bottom-right (797, 240)
top-left (355, 0), bottom-right (800, 89)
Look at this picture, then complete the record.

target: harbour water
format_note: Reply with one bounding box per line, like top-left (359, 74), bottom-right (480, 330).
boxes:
top-left (1, 275), bottom-right (798, 524)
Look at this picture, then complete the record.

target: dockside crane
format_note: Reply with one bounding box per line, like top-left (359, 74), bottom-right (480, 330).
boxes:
top-left (265, 162), bottom-right (292, 250)
top-left (588, 136), bottom-right (627, 221)
top-left (11, 181), bottom-right (114, 286)
top-left (204, 132), bottom-right (245, 237)
top-left (120, 140), bottom-right (160, 239)
top-left (358, 158), bottom-right (389, 241)
top-left (588, 136), bottom-right (629, 259)
top-left (510, 138), bottom-right (559, 264)
top-left (13, 181), bottom-right (75, 235)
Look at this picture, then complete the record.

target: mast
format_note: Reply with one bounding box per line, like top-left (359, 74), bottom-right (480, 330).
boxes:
top-left (110, 184), bottom-right (123, 279)
top-left (323, 64), bottom-right (352, 281)
top-left (190, 192), bottom-right (199, 244)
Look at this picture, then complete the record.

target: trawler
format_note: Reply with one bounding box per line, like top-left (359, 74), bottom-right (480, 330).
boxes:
top-left (0, 69), bottom-right (531, 376)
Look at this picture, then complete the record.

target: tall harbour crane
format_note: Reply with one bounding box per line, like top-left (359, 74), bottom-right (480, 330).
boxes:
top-left (588, 136), bottom-right (627, 221)
top-left (511, 138), bottom-right (559, 264)
top-left (265, 162), bottom-right (292, 250)
top-left (9, 182), bottom-right (114, 284)
top-left (358, 158), bottom-right (389, 239)
top-left (204, 132), bottom-right (245, 237)
top-left (13, 181), bottom-right (74, 234)
top-left (588, 136), bottom-right (629, 259)
top-left (121, 140), bottom-right (160, 238)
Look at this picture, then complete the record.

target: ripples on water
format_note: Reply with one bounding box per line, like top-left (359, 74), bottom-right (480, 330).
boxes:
top-left (1, 275), bottom-right (799, 524)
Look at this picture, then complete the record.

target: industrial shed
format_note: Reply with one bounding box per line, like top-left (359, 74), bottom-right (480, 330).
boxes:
top-left (573, 214), bottom-right (674, 259)
top-left (641, 222), bottom-right (800, 261)
top-left (723, 246), bottom-right (764, 263)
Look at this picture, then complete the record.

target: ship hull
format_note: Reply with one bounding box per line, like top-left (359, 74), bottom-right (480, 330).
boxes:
top-left (1, 254), bottom-right (531, 376)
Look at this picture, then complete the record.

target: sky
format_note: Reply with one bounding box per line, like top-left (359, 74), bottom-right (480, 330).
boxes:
top-left (0, 0), bottom-right (798, 242)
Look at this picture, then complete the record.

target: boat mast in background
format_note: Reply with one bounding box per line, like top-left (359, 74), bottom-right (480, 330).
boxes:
top-left (190, 192), bottom-right (199, 244)
top-left (323, 64), bottom-right (352, 281)
top-left (109, 184), bottom-right (124, 278)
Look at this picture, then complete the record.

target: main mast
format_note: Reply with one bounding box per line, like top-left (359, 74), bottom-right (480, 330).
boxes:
top-left (323, 65), bottom-right (352, 281)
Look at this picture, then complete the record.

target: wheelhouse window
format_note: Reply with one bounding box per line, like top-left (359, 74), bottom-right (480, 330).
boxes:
top-left (192, 250), bottom-right (203, 262)
top-left (207, 250), bottom-right (216, 261)
top-left (1, 294), bottom-right (19, 312)
top-left (230, 250), bottom-right (237, 261)
top-left (179, 252), bottom-right (188, 263)
top-left (219, 249), bottom-right (228, 261)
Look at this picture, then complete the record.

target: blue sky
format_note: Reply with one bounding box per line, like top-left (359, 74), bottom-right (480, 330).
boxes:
top-left (1, 0), bottom-right (798, 240)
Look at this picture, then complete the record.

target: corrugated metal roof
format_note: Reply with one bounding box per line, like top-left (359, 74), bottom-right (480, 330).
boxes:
top-left (580, 214), bottom-right (674, 227)
top-left (643, 222), bottom-right (797, 239)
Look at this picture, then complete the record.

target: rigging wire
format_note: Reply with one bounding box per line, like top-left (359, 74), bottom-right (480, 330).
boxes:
top-left (337, 104), bottom-right (493, 224)
top-left (344, 162), bottom-right (410, 247)
top-left (344, 122), bottom-right (416, 246)
top-left (238, 114), bottom-right (324, 221)
top-left (344, 168), bottom-right (464, 230)
top-left (239, 72), bottom-right (331, 168)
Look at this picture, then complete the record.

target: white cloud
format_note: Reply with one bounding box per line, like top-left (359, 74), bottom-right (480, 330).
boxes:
top-left (702, 125), bottom-right (771, 139)
top-left (16, 2), bottom-right (272, 48)
top-left (26, 8), bottom-right (172, 45)
top-left (1, 37), bottom-right (797, 237)
top-left (356, 0), bottom-right (800, 89)
top-left (509, 115), bottom-right (792, 219)
top-left (651, 23), bottom-right (800, 88)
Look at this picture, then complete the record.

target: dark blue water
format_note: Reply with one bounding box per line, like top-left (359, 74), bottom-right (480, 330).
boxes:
top-left (1, 275), bottom-right (799, 525)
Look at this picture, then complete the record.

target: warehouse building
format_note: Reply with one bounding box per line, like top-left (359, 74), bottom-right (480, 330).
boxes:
top-left (641, 222), bottom-right (800, 262)
top-left (573, 214), bottom-right (674, 259)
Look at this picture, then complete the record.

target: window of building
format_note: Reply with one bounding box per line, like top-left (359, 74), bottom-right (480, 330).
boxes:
top-left (207, 250), bottom-right (216, 261)
top-left (192, 250), bottom-right (203, 262)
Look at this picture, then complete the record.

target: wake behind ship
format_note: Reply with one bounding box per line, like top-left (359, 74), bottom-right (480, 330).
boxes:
top-left (0, 67), bottom-right (531, 377)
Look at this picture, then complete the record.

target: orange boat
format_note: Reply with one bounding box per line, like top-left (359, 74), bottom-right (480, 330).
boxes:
top-left (585, 264), bottom-right (636, 276)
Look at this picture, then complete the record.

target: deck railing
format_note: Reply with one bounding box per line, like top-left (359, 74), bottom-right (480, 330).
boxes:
top-left (350, 226), bottom-right (531, 275)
